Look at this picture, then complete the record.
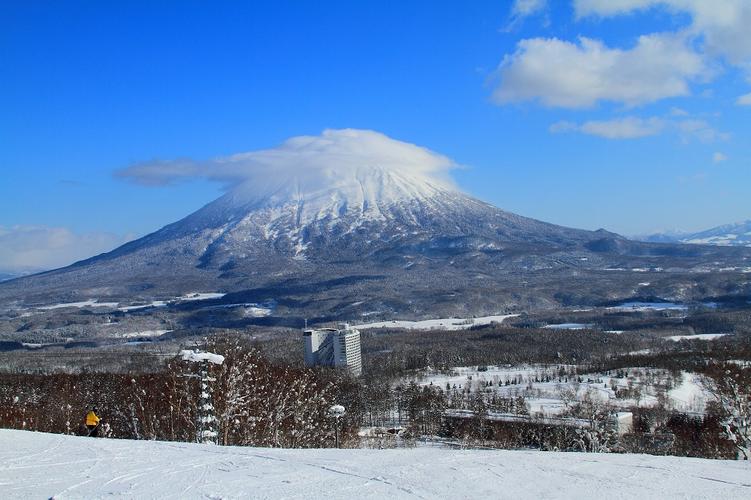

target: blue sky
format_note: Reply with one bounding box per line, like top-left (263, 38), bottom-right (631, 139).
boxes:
top-left (1, 0), bottom-right (750, 272)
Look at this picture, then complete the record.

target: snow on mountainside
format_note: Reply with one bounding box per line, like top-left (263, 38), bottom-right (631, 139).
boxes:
top-left (681, 220), bottom-right (751, 247)
top-left (1, 129), bottom-right (750, 320)
top-left (642, 220), bottom-right (751, 247)
top-left (1, 430), bottom-right (749, 499)
top-left (109, 129), bottom-right (597, 263)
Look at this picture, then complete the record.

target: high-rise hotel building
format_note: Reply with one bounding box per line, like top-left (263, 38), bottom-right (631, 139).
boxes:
top-left (303, 323), bottom-right (362, 376)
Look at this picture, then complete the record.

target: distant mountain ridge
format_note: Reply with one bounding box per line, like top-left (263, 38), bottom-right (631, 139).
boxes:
top-left (641, 220), bottom-right (751, 247)
top-left (0, 273), bottom-right (18, 283)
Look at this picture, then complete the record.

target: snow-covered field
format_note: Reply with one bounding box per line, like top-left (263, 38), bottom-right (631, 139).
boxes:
top-left (200, 302), bottom-right (273, 317)
top-left (357, 314), bottom-right (519, 331)
top-left (117, 292), bottom-right (226, 311)
top-left (667, 333), bottom-right (730, 342)
top-left (543, 322), bottom-right (592, 330)
top-left (608, 302), bottom-right (688, 311)
top-left (176, 292), bottom-right (227, 302)
top-left (37, 299), bottom-right (120, 310)
top-left (118, 300), bottom-right (167, 312)
top-left (411, 365), bottom-right (712, 415)
top-left (668, 371), bottom-right (709, 413)
top-left (118, 329), bottom-right (172, 339)
top-left (0, 430), bottom-right (748, 499)
top-left (29, 292), bottom-right (227, 312)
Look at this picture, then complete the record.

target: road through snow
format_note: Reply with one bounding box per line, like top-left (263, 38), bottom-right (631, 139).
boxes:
top-left (0, 429), bottom-right (749, 499)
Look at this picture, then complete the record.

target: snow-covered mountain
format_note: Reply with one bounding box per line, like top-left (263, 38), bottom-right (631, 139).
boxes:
top-left (642, 220), bottom-right (751, 247)
top-left (125, 164), bottom-right (600, 265)
top-left (1, 130), bottom-right (750, 320)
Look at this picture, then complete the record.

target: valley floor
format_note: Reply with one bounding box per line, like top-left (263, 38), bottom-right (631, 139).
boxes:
top-left (1, 430), bottom-right (749, 499)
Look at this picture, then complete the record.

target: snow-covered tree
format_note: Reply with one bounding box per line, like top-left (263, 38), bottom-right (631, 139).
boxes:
top-left (203, 335), bottom-right (337, 448)
top-left (703, 364), bottom-right (750, 460)
top-left (567, 388), bottom-right (617, 452)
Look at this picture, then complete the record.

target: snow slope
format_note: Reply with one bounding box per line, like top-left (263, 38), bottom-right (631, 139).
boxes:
top-left (1, 430), bottom-right (749, 499)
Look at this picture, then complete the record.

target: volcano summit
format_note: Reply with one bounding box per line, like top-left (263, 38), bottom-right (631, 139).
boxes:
top-left (1, 130), bottom-right (749, 324)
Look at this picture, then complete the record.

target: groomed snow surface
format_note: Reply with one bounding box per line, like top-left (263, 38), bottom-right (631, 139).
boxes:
top-left (1, 430), bottom-right (748, 499)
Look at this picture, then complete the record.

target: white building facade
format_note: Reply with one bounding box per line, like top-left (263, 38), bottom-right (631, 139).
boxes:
top-left (303, 324), bottom-right (362, 376)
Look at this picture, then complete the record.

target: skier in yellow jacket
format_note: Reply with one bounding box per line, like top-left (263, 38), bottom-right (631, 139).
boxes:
top-left (85, 406), bottom-right (101, 437)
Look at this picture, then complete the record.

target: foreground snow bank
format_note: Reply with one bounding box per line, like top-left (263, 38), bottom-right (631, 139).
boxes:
top-left (0, 430), bottom-right (748, 499)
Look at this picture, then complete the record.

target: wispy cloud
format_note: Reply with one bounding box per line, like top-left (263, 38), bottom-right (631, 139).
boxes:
top-left (117, 129), bottom-right (460, 190)
top-left (669, 107), bottom-right (689, 116)
top-left (550, 115), bottom-right (726, 141)
top-left (674, 119), bottom-right (730, 143)
top-left (512, 0), bottom-right (547, 17)
top-left (504, 0), bottom-right (548, 31)
top-left (0, 226), bottom-right (133, 274)
top-left (712, 152), bottom-right (728, 163)
top-left (550, 116), bottom-right (666, 139)
top-left (737, 92), bottom-right (751, 105)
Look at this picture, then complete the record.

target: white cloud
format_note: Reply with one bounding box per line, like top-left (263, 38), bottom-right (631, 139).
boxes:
top-left (550, 116), bottom-right (665, 138)
top-left (117, 129), bottom-right (459, 190)
top-left (574, 0), bottom-right (667, 18)
top-left (712, 152), bottom-right (728, 163)
top-left (512, 0), bottom-right (547, 17)
top-left (574, 1), bottom-right (751, 71)
top-left (0, 226), bottom-right (132, 274)
top-left (737, 92), bottom-right (751, 105)
top-left (669, 107), bottom-right (689, 116)
top-left (674, 119), bottom-right (729, 142)
top-left (493, 34), bottom-right (707, 108)
top-left (495, 1), bottom-right (751, 109)
top-left (505, 0), bottom-right (548, 31)
top-left (550, 115), bottom-right (726, 141)
top-left (548, 121), bottom-right (578, 134)
top-left (580, 117), bottom-right (666, 138)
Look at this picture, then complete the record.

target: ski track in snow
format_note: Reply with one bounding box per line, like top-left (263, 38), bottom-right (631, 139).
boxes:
top-left (1, 430), bottom-right (749, 499)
